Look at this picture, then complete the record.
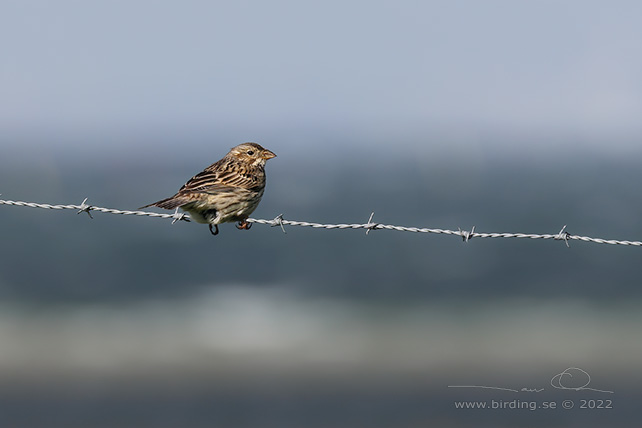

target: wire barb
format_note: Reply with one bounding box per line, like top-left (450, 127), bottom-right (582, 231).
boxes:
top-left (171, 208), bottom-right (189, 224)
top-left (458, 226), bottom-right (475, 243)
top-left (365, 212), bottom-right (378, 235)
top-left (76, 197), bottom-right (93, 219)
top-left (555, 224), bottom-right (570, 248)
top-left (270, 214), bottom-right (287, 234)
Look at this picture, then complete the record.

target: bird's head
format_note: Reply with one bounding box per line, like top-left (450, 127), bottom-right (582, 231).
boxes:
top-left (228, 142), bottom-right (276, 167)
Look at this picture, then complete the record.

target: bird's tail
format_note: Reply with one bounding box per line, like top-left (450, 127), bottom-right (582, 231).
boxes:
top-left (139, 195), bottom-right (190, 210)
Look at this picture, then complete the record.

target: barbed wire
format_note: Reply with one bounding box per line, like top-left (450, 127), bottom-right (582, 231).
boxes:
top-left (1, 197), bottom-right (641, 247)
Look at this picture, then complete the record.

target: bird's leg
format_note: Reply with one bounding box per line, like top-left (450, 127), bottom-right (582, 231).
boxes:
top-left (209, 224), bottom-right (219, 235)
top-left (236, 219), bottom-right (252, 230)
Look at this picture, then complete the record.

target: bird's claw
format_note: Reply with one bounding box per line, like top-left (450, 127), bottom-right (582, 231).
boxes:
top-left (209, 224), bottom-right (219, 235)
top-left (236, 220), bottom-right (252, 230)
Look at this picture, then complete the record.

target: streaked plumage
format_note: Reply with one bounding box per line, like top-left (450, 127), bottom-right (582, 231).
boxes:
top-left (141, 142), bottom-right (276, 235)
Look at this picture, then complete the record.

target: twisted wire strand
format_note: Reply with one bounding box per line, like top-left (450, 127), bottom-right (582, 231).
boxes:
top-left (0, 198), bottom-right (189, 223)
top-left (1, 198), bottom-right (641, 247)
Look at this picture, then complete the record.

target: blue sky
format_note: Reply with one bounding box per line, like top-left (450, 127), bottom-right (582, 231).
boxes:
top-left (2, 1), bottom-right (642, 154)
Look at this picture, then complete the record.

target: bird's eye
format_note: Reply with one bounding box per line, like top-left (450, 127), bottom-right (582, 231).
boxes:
top-left (247, 150), bottom-right (255, 156)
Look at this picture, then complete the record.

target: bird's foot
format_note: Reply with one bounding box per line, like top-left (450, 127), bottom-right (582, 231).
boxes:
top-left (236, 220), bottom-right (252, 230)
top-left (209, 224), bottom-right (219, 235)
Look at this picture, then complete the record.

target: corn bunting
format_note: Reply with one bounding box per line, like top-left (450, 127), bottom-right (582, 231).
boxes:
top-left (141, 142), bottom-right (276, 235)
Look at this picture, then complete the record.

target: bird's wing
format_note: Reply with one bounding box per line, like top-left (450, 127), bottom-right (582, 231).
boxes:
top-left (180, 161), bottom-right (259, 192)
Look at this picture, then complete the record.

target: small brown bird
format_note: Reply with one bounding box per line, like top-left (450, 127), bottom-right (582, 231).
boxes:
top-left (141, 142), bottom-right (276, 235)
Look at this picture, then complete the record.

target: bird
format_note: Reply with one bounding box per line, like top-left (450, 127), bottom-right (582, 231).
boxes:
top-left (140, 142), bottom-right (276, 235)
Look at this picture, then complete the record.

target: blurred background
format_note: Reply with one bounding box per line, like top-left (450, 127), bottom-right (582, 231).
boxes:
top-left (1, 1), bottom-right (642, 427)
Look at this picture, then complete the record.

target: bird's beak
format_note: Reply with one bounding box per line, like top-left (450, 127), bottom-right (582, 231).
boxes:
top-left (262, 149), bottom-right (277, 160)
